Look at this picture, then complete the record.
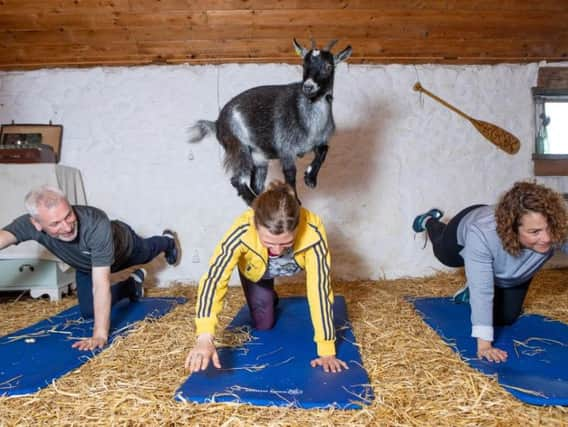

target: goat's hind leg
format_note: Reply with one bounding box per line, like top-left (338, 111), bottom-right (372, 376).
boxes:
top-left (230, 175), bottom-right (256, 205)
top-left (225, 146), bottom-right (257, 205)
top-left (251, 162), bottom-right (268, 196)
top-left (280, 155), bottom-right (301, 204)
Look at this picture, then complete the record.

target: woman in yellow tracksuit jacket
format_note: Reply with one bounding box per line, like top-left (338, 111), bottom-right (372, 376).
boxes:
top-left (185, 182), bottom-right (347, 374)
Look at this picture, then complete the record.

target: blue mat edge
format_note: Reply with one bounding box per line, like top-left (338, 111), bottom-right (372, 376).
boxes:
top-left (408, 295), bottom-right (568, 407)
top-left (174, 295), bottom-right (375, 410)
top-left (0, 296), bottom-right (187, 397)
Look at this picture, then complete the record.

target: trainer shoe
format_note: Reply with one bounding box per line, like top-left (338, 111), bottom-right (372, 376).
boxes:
top-left (412, 208), bottom-right (443, 233)
top-left (452, 286), bottom-right (469, 304)
top-left (129, 268), bottom-right (146, 302)
top-left (162, 229), bottom-right (180, 266)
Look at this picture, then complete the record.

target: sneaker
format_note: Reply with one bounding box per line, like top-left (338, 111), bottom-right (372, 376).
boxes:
top-left (412, 208), bottom-right (443, 233)
top-left (129, 268), bottom-right (146, 302)
top-left (162, 229), bottom-right (180, 266)
top-left (453, 286), bottom-right (469, 304)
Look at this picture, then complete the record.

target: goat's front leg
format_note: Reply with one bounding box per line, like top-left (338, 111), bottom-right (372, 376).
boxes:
top-left (281, 155), bottom-right (300, 203)
top-left (304, 144), bottom-right (328, 188)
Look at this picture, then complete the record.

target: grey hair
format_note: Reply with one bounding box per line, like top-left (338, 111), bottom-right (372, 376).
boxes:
top-left (24, 185), bottom-right (67, 218)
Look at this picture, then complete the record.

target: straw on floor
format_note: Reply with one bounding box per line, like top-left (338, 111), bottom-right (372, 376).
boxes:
top-left (1, 269), bottom-right (567, 426)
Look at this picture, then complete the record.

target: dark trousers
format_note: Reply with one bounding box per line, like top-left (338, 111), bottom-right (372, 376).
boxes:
top-left (493, 280), bottom-right (531, 326)
top-left (76, 231), bottom-right (173, 318)
top-left (238, 272), bottom-right (279, 330)
top-left (426, 205), bottom-right (531, 326)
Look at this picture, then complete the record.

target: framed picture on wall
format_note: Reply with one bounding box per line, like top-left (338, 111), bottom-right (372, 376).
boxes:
top-left (0, 123), bottom-right (63, 162)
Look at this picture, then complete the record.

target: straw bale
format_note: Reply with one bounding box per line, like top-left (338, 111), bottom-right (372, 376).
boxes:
top-left (0, 270), bottom-right (567, 426)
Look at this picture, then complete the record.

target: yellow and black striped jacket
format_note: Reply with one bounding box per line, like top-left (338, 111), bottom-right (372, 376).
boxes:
top-left (195, 207), bottom-right (335, 356)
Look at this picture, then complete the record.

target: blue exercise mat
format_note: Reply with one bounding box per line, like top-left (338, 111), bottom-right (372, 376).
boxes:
top-left (411, 296), bottom-right (568, 406)
top-left (175, 296), bottom-right (374, 409)
top-left (0, 297), bottom-right (185, 397)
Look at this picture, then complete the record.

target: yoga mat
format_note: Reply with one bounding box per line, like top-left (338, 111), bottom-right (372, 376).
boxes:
top-left (176, 296), bottom-right (374, 409)
top-left (0, 297), bottom-right (186, 397)
top-left (411, 296), bottom-right (568, 406)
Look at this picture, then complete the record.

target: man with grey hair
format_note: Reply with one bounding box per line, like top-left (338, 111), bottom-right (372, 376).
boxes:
top-left (0, 185), bottom-right (180, 351)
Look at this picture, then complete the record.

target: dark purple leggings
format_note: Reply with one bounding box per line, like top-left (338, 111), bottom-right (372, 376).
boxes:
top-left (239, 272), bottom-right (278, 330)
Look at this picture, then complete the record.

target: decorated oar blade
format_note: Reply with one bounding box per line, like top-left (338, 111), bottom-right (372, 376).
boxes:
top-left (471, 119), bottom-right (520, 155)
top-left (413, 82), bottom-right (520, 155)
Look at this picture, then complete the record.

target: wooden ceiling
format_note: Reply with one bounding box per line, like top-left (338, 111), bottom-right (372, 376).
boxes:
top-left (0, 0), bottom-right (567, 70)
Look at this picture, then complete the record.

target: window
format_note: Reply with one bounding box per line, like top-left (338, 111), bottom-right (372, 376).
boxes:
top-left (532, 68), bottom-right (568, 176)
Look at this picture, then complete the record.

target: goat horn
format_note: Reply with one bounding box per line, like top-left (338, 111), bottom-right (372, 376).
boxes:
top-left (325, 39), bottom-right (338, 51)
top-left (310, 38), bottom-right (317, 49)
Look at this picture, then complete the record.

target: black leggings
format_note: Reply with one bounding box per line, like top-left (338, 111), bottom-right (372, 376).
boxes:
top-left (493, 280), bottom-right (531, 326)
top-left (425, 204), bottom-right (485, 267)
top-left (426, 205), bottom-right (531, 325)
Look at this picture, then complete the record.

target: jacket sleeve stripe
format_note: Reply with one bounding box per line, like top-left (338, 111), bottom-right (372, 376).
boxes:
top-left (313, 240), bottom-right (334, 340)
top-left (198, 225), bottom-right (248, 318)
top-left (307, 221), bottom-right (334, 341)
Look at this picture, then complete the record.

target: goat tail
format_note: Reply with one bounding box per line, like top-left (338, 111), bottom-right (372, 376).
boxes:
top-left (187, 120), bottom-right (216, 143)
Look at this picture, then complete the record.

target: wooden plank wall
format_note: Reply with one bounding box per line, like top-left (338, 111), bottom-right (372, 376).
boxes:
top-left (0, 0), bottom-right (567, 70)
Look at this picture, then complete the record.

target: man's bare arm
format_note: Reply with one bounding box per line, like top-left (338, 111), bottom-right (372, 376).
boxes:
top-left (0, 230), bottom-right (17, 250)
top-left (72, 266), bottom-right (112, 351)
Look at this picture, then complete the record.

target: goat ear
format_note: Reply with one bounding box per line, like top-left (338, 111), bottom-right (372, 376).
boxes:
top-left (324, 39), bottom-right (338, 51)
top-left (334, 45), bottom-right (352, 65)
top-left (293, 38), bottom-right (308, 58)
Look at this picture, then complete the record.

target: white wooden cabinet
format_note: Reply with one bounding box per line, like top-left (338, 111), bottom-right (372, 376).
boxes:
top-left (0, 258), bottom-right (75, 301)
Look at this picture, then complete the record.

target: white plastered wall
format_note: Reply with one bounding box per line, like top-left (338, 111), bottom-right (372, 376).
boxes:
top-left (1, 61), bottom-right (567, 285)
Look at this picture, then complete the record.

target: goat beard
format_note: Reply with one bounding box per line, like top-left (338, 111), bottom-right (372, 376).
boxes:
top-left (305, 91), bottom-right (331, 103)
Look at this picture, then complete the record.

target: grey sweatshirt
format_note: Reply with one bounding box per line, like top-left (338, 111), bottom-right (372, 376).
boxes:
top-left (456, 205), bottom-right (568, 341)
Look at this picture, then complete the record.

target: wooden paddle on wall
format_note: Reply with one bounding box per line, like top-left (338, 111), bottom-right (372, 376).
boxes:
top-left (413, 82), bottom-right (520, 155)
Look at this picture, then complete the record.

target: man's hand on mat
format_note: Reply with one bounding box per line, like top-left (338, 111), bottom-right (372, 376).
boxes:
top-left (185, 333), bottom-right (221, 372)
top-left (477, 338), bottom-right (508, 363)
top-left (72, 334), bottom-right (108, 351)
top-left (310, 355), bottom-right (349, 373)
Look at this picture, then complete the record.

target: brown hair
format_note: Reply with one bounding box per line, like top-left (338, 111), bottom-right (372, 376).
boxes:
top-left (495, 181), bottom-right (568, 255)
top-left (252, 181), bottom-right (300, 234)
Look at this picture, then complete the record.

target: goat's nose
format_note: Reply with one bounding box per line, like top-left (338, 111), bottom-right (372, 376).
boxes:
top-left (302, 80), bottom-right (317, 95)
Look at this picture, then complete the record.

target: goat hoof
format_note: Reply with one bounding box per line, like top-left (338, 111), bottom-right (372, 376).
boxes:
top-left (304, 173), bottom-right (317, 188)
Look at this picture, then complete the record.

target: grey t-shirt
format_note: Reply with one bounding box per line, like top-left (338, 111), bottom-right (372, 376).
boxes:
top-left (3, 205), bottom-right (134, 272)
top-left (456, 205), bottom-right (568, 341)
top-left (261, 248), bottom-right (302, 280)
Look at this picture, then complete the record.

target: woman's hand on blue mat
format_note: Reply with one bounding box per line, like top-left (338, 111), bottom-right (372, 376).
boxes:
top-left (185, 333), bottom-right (221, 373)
top-left (477, 338), bottom-right (508, 363)
top-left (72, 335), bottom-right (108, 351)
top-left (310, 355), bottom-right (349, 373)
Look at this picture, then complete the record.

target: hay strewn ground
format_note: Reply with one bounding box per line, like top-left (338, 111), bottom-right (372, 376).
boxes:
top-left (1, 269), bottom-right (567, 426)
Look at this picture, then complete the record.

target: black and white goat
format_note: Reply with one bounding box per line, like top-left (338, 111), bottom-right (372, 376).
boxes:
top-left (188, 38), bottom-right (352, 205)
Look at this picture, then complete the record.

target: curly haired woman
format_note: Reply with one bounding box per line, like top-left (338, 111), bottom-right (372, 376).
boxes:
top-left (412, 181), bottom-right (568, 363)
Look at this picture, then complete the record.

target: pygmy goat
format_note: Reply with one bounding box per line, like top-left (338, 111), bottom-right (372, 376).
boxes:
top-left (188, 38), bottom-right (352, 205)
